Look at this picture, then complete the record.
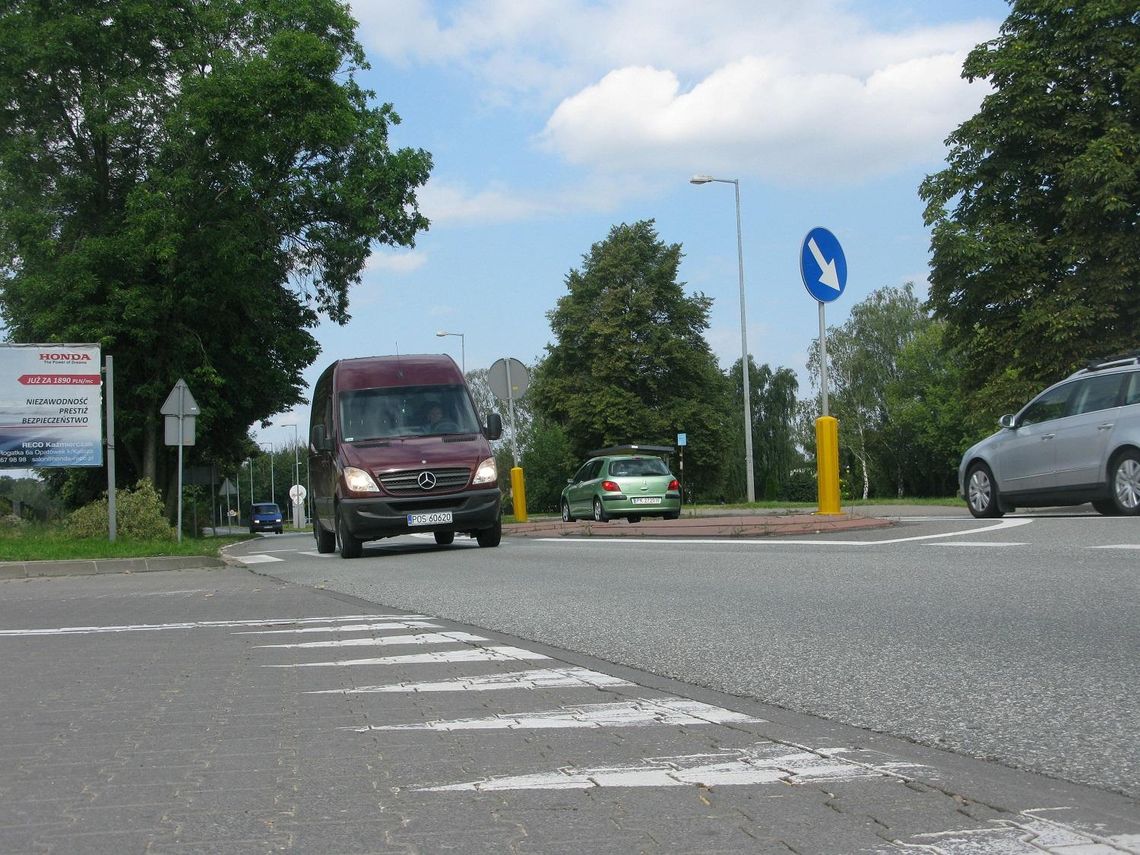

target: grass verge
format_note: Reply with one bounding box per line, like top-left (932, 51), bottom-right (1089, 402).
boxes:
top-left (1, 524), bottom-right (248, 562)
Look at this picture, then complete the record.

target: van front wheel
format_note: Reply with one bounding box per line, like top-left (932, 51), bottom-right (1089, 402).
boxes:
top-left (336, 509), bottom-right (363, 559)
top-left (476, 518), bottom-right (502, 548)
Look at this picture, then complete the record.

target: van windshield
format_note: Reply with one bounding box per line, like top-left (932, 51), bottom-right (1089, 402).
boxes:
top-left (339, 384), bottom-right (481, 441)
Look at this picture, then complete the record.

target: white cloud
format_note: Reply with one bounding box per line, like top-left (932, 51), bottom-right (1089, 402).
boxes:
top-left (366, 250), bottom-right (427, 274)
top-left (540, 50), bottom-right (985, 184)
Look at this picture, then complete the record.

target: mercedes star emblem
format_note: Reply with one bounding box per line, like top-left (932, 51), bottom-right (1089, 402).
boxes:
top-left (417, 471), bottom-right (437, 490)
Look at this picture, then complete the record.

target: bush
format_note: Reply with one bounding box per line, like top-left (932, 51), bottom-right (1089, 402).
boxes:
top-left (66, 479), bottom-right (176, 540)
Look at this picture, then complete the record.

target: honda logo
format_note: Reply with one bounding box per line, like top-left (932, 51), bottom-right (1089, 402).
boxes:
top-left (417, 471), bottom-right (437, 490)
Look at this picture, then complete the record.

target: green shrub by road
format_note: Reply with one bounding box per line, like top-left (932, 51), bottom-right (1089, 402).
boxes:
top-left (0, 524), bottom-right (247, 563)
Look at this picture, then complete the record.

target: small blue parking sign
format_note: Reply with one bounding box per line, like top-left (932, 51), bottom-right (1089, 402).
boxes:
top-left (800, 227), bottom-right (847, 303)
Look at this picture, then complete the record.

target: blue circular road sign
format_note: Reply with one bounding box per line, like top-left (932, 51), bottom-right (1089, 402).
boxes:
top-left (800, 227), bottom-right (847, 303)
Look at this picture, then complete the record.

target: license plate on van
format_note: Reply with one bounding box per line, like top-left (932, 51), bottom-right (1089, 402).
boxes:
top-left (408, 512), bottom-right (453, 526)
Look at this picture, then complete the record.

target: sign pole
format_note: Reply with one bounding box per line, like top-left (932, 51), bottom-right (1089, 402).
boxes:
top-left (104, 355), bottom-right (117, 542)
top-left (177, 383), bottom-right (184, 542)
top-left (818, 301), bottom-right (829, 418)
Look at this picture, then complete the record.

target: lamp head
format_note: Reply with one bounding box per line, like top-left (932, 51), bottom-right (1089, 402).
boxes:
top-left (689, 174), bottom-right (715, 185)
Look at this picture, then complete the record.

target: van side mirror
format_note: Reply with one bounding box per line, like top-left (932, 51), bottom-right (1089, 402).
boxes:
top-left (311, 424), bottom-right (332, 452)
top-left (484, 412), bottom-right (503, 441)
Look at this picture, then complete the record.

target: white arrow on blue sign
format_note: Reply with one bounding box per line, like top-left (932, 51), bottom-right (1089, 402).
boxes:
top-left (800, 227), bottom-right (847, 303)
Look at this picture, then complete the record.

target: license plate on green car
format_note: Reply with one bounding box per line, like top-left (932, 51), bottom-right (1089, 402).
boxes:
top-left (631, 497), bottom-right (661, 505)
top-left (408, 512), bottom-right (453, 526)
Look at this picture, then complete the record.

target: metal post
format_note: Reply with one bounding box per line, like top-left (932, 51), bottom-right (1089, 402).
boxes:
top-left (104, 356), bottom-right (116, 542)
top-left (818, 301), bottom-right (829, 417)
top-left (732, 180), bottom-right (755, 503)
top-left (176, 384), bottom-right (184, 542)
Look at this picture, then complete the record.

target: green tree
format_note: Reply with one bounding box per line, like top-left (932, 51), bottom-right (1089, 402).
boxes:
top-left (723, 358), bottom-right (801, 501)
top-left (0, 0), bottom-right (431, 509)
top-left (519, 418), bottom-right (578, 513)
top-left (807, 284), bottom-right (932, 498)
top-left (919, 1), bottom-right (1139, 412)
top-left (530, 220), bottom-right (728, 497)
top-left (884, 322), bottom-right (973, 496)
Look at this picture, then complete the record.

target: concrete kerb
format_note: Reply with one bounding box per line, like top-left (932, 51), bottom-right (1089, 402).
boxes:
top-left (0, 554), bottom-right (226, 580)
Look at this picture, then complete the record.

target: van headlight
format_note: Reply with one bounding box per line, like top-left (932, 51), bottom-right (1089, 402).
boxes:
top-left (473, 457), bottom-right (497, 485)
top-left (342, 466), bottom-right (380, 493)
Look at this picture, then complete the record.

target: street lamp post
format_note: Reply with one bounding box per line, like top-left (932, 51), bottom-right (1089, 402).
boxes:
top-left (289, 423), bottom-right (300, 528)
top-left (690, 174), bottom-right (756, 503)
top-left (260, 442), bottom-right (275, 507)
top-left (436, 330), bottom-right (465, 374)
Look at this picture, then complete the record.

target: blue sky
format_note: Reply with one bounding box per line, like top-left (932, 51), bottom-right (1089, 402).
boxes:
top-left (258, 0), bottom-right (1011, 448)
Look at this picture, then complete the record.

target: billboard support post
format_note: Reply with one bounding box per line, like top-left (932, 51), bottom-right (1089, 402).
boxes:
top-left (104, 355), bottom-right (116, 542)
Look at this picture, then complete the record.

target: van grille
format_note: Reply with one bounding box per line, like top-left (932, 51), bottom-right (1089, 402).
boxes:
top-left (380, 467), bottom-right (471, 494)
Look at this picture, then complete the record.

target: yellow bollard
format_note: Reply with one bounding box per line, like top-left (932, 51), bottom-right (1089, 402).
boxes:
top-left (510, 466), bottom-right (528, 523)
top-left (815, 416), bottom-right (841, 515)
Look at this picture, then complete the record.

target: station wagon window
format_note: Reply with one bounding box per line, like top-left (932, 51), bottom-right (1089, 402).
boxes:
top-left (1018, 383), bottom-right (1073, 426)
top-left (1069, 374), bottom-right (1124, 416)
top-left (1125, 372), bottom-right (1140, 406)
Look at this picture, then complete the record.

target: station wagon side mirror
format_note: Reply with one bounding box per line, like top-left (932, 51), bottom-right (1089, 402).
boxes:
top-left (484, 412), bottom-right (503, 441)
top-left (999, 414), bottom-right (1017, 430)
top-left (311, 424), bottom-right (332, 452)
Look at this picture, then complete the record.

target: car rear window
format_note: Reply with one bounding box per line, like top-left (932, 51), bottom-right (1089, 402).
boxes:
top-left (609, 458), bottom-right (670, 477)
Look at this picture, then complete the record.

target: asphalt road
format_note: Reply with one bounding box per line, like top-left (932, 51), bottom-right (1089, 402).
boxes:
top-left (232, 507), bottom-right (1140, 799)
top-left (1, 506), bottom-right (1136, 853)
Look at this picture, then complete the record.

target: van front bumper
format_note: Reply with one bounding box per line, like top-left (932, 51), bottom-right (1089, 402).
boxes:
top-left (339, 488), bottom-right (501, 540)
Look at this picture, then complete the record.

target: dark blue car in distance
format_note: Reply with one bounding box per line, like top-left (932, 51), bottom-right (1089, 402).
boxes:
top-left (250, 502), bottom-right (284, 534)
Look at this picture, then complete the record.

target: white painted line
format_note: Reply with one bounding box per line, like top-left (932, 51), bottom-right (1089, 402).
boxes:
top-left (419, 743), bottom-right (920, 791)
top-left (924, 542), bottom-right (1029, 548)
top-left (538, 518), bottom-right (1033, 547)
top-left (264, 645), bottom-right (549, 668)
top-left (901, 816), bottom-right (1139, 853)
top-left (297, 551), bottom-right (339, 558)
top-left (351, 699), bottom-right (762, 732)
top-left (256, 631), bottom-right (485, 650)
top-left (0, 615), bottom-right (431, 637)
top-left (234, 620), bottom-right (441, 635)
top-left (305, 667), bottom-right (632, 694)
top-left (239, 554), bottom-right (284, 564)
top-left (1090, 544), bottom-right (1140, 550)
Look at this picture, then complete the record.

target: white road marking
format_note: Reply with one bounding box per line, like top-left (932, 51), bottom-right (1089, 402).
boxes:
top-left (305, 667), bottom-right (632, 694)
top-left (891, 817), bottom-right (1140, 854)
top-left (239, 554), bottom-right (284, 564)
top-left (419, 743), bottom-right (918, 791)
top-left (351, 699), bottom-right (762, 732)
top-left (0, 614), bottom-right (430, 637)
top-left (234, 620), bottom-right (441, 635)
top-left (256, 631), bottom-right (485, 650)
top-left (539, 518), bottom-right (1033, 547)
top-left (924, 542), bottom-right (1028, 548)
top-left (1090, 544), bottom-right (1140, 550)
top-left (265, 645), bottom-right (549, 668)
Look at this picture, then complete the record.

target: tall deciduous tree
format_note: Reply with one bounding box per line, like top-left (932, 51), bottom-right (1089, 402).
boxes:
top-left (0, 0), bottom-right (431, 506)
top-left (807, 284), bottom-right (932, 498)
top-left (920, 1), bottom-right (1139, 411)
top-left (530, 220), bottom-right (728, 497)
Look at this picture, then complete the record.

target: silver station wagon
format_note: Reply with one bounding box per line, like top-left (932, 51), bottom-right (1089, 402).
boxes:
top-left (959, 353), bottom-right (1140, 518)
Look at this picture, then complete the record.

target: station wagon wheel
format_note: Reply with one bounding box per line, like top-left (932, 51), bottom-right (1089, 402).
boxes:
top-left (1109, 450), bottom-right (1140, 515)
top-left (561, 500), bottom-right (574, 522)
top-left (592, 497), bottom-right (608, 522)
top-left (966, 463), bottom-right (1004, 519)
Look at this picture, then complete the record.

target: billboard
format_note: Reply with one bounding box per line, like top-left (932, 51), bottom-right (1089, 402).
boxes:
top-left (0, 343), bottom-right (103, 468)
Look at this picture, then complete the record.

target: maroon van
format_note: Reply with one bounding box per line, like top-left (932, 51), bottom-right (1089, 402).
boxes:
top-left (309, 354), bottom-right (503, 558)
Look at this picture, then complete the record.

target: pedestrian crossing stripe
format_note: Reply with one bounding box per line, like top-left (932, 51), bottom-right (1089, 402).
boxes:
top-left (304, 666), bottom-right (631, 694)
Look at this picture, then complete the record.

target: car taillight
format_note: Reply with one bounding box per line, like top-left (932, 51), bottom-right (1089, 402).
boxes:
top-left (668, 479), bottom-right (680, 491)
top-left (601, 480), bottom-right (622, 492)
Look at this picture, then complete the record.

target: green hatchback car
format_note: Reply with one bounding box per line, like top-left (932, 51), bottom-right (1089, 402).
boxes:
top-left (561, 455), bottom-right (681, 523)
